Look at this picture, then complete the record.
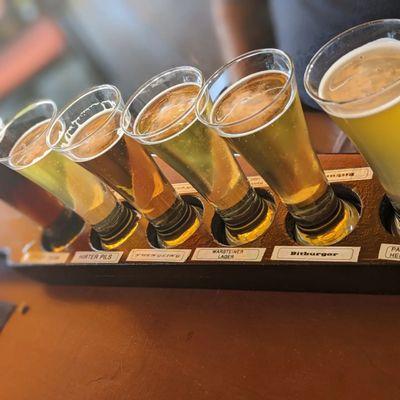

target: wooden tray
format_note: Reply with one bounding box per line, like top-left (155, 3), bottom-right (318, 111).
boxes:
top-left (3, 154), bottom-right (400, 293)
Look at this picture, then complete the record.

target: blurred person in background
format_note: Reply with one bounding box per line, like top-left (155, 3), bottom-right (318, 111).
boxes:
top-left (0, 0), bottom-right (226, 117)
top-left (212, 0), bottom-right (400, 153)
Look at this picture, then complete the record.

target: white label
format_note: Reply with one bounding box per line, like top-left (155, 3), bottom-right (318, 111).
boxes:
top-left (71, 251), bottom-right (123, 264)
top-left (173, 182), bottom-right (196, 194)
top-left (192, 247), bottom-right (266, 262)
top-left (271, 246), bottom-right (360, 263)
top-left (20, 251), bottom-right (69, 265)
top-left (325, 167), bottom-right (373, 182)
top-left (378, 244), bottom-right (400, 262)
top-left (174, 167), bottom-right (371, 195)
top-left (127, 249), bottom-right (191, 263)
top-left (248, 176), bottom-right (268, 188)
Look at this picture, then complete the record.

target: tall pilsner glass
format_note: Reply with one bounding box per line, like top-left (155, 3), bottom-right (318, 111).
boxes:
top-left (46, 85), bottom-right (200, 248)
top-left (197, 49), bottom-right (359, 245)
top-left (0, 101), bottom-right (139, 251)
top-left (305, 19), bottom-right (400, 236)
top-left (122, 67), bottom-right (275, 246)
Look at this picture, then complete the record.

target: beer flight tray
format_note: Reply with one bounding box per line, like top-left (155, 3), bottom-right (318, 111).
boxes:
top-left (3, 154), bottom-right (400, 294)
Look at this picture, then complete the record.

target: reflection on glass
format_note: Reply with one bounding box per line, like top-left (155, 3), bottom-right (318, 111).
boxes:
top-left (122, 67), bottom-right (275, 246)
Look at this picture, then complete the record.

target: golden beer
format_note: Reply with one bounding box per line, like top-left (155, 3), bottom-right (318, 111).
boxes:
top-left (2, 102), bottom-right (140, 251)
top-left (211, 71), bottom-right (328, 209)
top-left (136, 84), bottom-right (251, 210)
top-left (10, 120), bottom-right (118, 226)
top-left (126, 68), bottom-right (274, 246)
top-left (69, 111), bottom-right (178, 221)
top-left (198, 49), bottom-right (359, 245)
top-left (318, 38), bottom-right (400, 211)
top-left (48, 86), bottom-right (200, 248)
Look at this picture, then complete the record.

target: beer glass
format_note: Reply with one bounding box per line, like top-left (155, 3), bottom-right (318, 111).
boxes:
top-left (122, 67), bottom-right (275, 246)
top-left (0, 101), bottom-right (139, 251)
top-left (0, 164), bottom-right (84, 251)
top-left (46, 85), bottom-right (200, 248)
top-left (197, 49), bottom-right (359, 245)
top-left (304, 19), bottom-right (400, 235)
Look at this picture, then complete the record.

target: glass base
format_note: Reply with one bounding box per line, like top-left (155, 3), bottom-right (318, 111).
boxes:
top-left (159, 207), bottom-right (201, 248)
top-left (155, 199), bottom-right (201, 248)
top-left (294, 199), bottom-right (359, 246)
top-left (94, 202), bottom-right (142, 251)
top-left (222, 189), bottom-right (275, 246)
top-left (225, 198), bottom-right (275, 245)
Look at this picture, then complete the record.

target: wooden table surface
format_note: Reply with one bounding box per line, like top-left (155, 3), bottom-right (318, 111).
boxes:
top-left (2, 265), bottom-right (400, 400)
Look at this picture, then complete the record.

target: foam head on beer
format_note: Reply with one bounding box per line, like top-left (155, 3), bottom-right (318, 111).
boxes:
top-left (319, 38), bottom-right (400, 117)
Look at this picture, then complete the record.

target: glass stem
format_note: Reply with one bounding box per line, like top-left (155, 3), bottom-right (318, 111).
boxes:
top-left (289, 186), bottom-right (343, 233)
top-left (219, 188), bottom-right (269, 235)
top-left (150, 198), bottom-right (198, 243)
top-left (93, 202), bottom-right (139, 247)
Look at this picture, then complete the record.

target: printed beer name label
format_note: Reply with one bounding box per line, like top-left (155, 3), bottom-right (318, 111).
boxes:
top-left (71, 251), bottom-right (123, 264)
top-left (20, 251), bottom-right (69, 265)
top-left (127, 249), bottom-right (191, 263)
top-left (271, 246), bottom-right (360, 263)
top-left (325, 167), bottom-right (373, 182)
top-left (192, 248), bottom-right (266, 262)
top-left (174, 167), bottom-right (372, 195)
top-left (378, 244), bottom-right (400, 261)
top-left (248, 176), bottom-right (268, 188)
top-left (173, 182), bottom-right (196, 194)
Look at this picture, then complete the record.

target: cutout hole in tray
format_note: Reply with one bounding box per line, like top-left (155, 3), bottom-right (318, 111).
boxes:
top-left (285, 183), bottom-right (362, 243)
top-left (41, 211), bottom-right (85, 252)
top-left (147, 195), bottom-right (204, 249)
top-left (211, 188), bottom-right (275, 246)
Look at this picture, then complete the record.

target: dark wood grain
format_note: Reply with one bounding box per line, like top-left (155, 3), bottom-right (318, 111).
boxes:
top-left (2, 265), bottom-right (400, 400)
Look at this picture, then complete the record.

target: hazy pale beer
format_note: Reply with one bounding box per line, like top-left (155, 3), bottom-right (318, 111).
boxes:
top-left (0, 101), bottom-right (140, 251)
top-left (198, 49), bottom-right (359, 245)
top-left (47, 85), bottom-right (200, 248)
top-left (0, 163), bottom-right (84, 251)
top-left (123, 67), bottom-right (275, 246)
top-left (305, 20), bottom-right (400, 234)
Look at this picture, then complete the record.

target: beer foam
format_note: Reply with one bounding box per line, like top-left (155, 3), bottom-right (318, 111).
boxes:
top-left (134, 83), bottom-right (199, 143)
top-left (210, 70), bottom-right (295, 136)
top-left (9, 120), bottom-right (52, 169)
top-left (67, 108), bottom-right (123, 162)
top-left (319, 38), bottom-right (400, 118)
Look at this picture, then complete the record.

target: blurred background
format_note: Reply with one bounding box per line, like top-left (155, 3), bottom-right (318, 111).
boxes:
top-left (0, 0), bottom-right (274, 117)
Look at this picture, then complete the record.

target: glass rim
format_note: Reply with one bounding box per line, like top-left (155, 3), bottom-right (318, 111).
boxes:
top-left (195, 48), bottom-right (294, 131)
top-left (304, 18), bottom-right (400, 106)
top-left (46, 84), bottom-right (122, 153)
top-left (121, 65), bottom-right (204, 142)
top-left (0, 99), bottom-right (57, 164)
